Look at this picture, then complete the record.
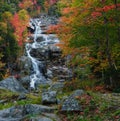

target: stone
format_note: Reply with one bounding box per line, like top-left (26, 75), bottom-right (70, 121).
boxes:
top-left (19, 56), bottom-right (32, 75)
top-left (30, 48), bottom-right (46, 60)
top-left (0, 104), bottom-right (55, 121)
top-left (25, 104), bottom-right (55, 114)
top-left (0, 76), bottom-right (28, 93)
top-left (30, 116), bottom-right (53, 121)
top-left (47, 69), bottom-right (53, 78)
top-left (61, 98), bottom-right (82, 112)
top-left (17, 93), bottom-right (27, 100)
top-left (42, 113), bottom-right (61, 121)
top-left (71, 89), bottom-right (84, 98)
top-left (49, 82), bottom-right (64, 91)
top-left (36, 36), bottom-right (45, 42)
top-left (49, 45), bottom-right (60, 51)
top-left (61, 90), bottom-right (84, 112)
top-left (0, 100), bottom-right (7, 104)
top-left (42, 91), bottom-right (57, 104)
top-left (20, 76), bottom-right (30, 85)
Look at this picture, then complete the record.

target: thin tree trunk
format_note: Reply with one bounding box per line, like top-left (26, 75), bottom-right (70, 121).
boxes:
top-left (114, 0), bottom-right (120, 42)
top-left (104, 17), bottom-right (113, 86)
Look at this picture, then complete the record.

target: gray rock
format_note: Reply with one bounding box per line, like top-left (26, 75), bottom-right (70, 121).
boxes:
top-left (19, 56), bottom-right (32, 75)
top-left (49, 82), bottom-right (64, 91)
top-left (17, 93), bottom-right (27, 100)
top-left (49, 45), bottom-right (61, 52)
top-left (71, 90), bottom-right (84, 98)
top-left (0, 105), bottom-right (25, 121)
top-left (61, 98), bottom-right (82, 111)
top-left (20, 76), bottom-right (30, 85)
top-left (0, 104), bottom-right (55, 121)
top-left (50, 66), bottom-right (73, 80)
top-left (0, 77), bottom-right (28, 93)
top-left (42, 113), bottom-right (61, 121)
top-left (0, 118), bottom-right (22, 121)
top-left (25, 104), bottom-right (55, 114)
top-left (61, 90), bottom-right (84, 112)
top-left (42, 91), bottom-right (57, 104)
top-left (36, 36), bottom-right (45, 42)
top-left (30, 48), bottom-right (46, 60)
top-left (30, 116), bottom-right (53, 121)
top-left (0, 100), bottom-right (7, 104)
top-left (47, 69), bottom-right (53, 78)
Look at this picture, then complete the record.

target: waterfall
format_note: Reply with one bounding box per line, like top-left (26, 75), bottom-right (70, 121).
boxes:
top-left (25, 17), bottom-right (59, 89)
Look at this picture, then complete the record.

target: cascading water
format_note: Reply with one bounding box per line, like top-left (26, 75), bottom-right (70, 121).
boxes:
top-left (25, 17), bottom-right (59, 89)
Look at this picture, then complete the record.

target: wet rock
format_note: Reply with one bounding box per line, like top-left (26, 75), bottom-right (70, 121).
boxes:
top-left (49, 45), bottom-right (61, 52)
top-left (49, 66), bottom-right (73, 80)
top-left (0, 76), bottom-right (28, 93)
top-left (42, 91), bottom-right (57, 104)
top-left (30, 48), bottom-right (46, 60)
top-left (19, 56), bottom-right (32, 75)
top-left (27, 36), bottom-right (34, 43)
top-left (47, 69), bottom-right (53, 78)
top-left (36, 36), bottom-right (45, 42)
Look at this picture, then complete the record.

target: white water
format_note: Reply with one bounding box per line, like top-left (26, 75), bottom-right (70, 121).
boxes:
top-left (26, 18), bottom-right (59, 89)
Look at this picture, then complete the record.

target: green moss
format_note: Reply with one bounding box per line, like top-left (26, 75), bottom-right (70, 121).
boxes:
top-left (38, 84), bottom-right (50, 91)
top-left (0, 88), bottom-right (19, 100)
top-left (26, 93), bottom-right (42, 104)
top-left (0, 88), bottom-right (43, 110)
top-left (0, 102), bottom-right (13, 110)
top-left (63, 79), bottom-right (97, 92)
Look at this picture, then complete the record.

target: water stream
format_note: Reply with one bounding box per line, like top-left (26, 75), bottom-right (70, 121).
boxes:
top-left (25, 18), bottom-right (59, 89)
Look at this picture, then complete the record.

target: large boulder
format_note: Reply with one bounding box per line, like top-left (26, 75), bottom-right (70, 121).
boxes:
top-left (30, 48), bottom-right (46, 60)
top-left (50, 66), bottom-right (73, 80)
top-left (42, 91), bottom-right (57, 104)
top-left (19, 56), bottom-right (32, 75)
top-left (0, 104), bottom-right (55, 121)
top-left (61, 90), bottom-right (84, 112)
top-left (36, 36), bottom-right (45, 42)
top-left (0, 76), bottom-right (28, 93)
top-left (25, 104), bottom-right (55, 114)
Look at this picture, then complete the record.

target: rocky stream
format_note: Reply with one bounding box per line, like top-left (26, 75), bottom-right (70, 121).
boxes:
top-left (0, 14), bottom-right (79, 121)
top-left (0, 14), bottom-right (120, 121)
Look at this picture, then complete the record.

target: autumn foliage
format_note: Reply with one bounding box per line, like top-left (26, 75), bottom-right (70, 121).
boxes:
top-left (19, 0), bottom-right (41, 16)
top-left (51, 0), bottom-right (120, 88)
top-left (11, 10), bottom-right (30, 46)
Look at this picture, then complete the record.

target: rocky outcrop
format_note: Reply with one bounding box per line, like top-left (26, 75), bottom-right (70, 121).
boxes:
top-left (42, 91), bottom-right (57, 104)
top-left (0, 104), bottom-right (55, 121)
top-left (0, 14), bottom-right (73, 121)
top-left (19, 56), bottom-right (32, 76)
top-left (61, 90), bottom-right (84, 112)
top-left (0, 77), bottom-right (28, 93)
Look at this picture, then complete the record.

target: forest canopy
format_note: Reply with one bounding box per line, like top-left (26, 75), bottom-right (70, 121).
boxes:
top-left (0, 0), bottom-right (120, 90)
